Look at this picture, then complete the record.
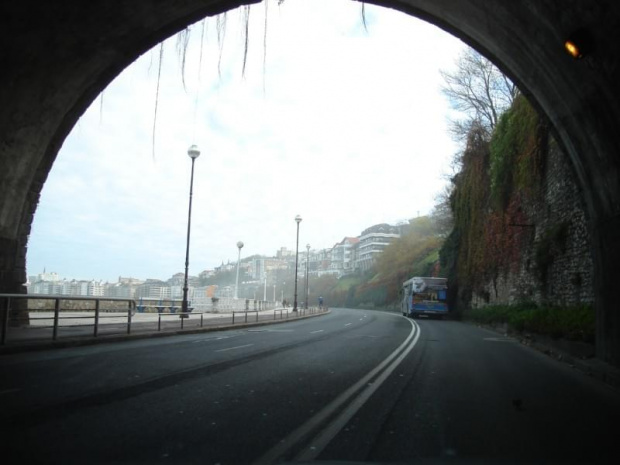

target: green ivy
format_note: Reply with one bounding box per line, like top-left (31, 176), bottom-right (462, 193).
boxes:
top-left (489, 94), bottom-right (542, 210)
top-left (466, 303), bottom-right (594, 342)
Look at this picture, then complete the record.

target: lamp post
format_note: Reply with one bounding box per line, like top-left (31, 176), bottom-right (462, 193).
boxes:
top-left (293, 214), bottom-right (302, 311)
top-left (235, 241), bottom-right (244, 299)
top-left (305, 244), bottom-right (310, 309)
top-left (182, 144), bottom-right (200, 316)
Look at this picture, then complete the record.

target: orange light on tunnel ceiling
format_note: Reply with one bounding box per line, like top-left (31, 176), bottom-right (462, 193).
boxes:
top-left (564, 40), bottom-right (581, 58)
top-left (564, 29), bottom-right (593, 59)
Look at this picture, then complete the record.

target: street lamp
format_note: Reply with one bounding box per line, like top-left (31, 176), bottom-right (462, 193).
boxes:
top-left (182, 144), bottom-right (200, 316)
top-left (235, 241), bottom-right (244, 299)
top-left (305, 244), bottom-right (310, 309)
top-left (293, 214), bottom-right (302, 311)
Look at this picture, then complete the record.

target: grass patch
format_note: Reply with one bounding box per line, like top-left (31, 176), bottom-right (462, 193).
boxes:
top-left (466, 303), bottom-right (594, 342)
top-left (334, 275), bottom-right (364, 291)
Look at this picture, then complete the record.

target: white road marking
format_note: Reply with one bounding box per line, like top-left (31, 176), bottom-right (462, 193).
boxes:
top-left (296, 319), bottom-right (420, 461)
top-left (248, 329), bottom-right (293, 333)
top-left (310, 330), bottom-right (324, 334)
top-left (192, 335), bottom-right (232, 343)
top-left (344, 323), bottom-right (352, 327)
top-left (215, 344), bottom-right (254, 352)
top-left (254, 319), bottom-right (420, 465)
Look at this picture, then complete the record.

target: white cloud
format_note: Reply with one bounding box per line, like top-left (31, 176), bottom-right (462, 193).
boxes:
top-left (27, 0), bottom-right (464, 282)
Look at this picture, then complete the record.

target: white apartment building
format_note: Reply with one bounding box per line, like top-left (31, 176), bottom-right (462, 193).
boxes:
top-left (134, 280), bottom-right (173, 300)
top-left (87, 280), bottom-right (105, 296)
top-left (29, 277), bottom-right (105, 296)
top-left (356, 223), bottom-right (401, 271)
top-left (330, 237), bottom-right (360, 276)
top-left (276, 247), bottom-right (295, 259)
top-left (252, 258), bottom-right (289, 280)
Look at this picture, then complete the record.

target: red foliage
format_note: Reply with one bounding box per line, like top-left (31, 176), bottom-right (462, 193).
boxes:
top-left (483, 193), bottom-right (530, 277)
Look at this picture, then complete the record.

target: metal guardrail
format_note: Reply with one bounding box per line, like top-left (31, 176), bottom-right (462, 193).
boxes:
top-left (0, 293), bottom-right (330, 345)
top-left (1, 294), bottom-right (136, 344)
top-left (157, 311), bottom-right (200, 330)
top-left (136, 297), bottom-right (278, 313)
top-left (232, 310), bottom-right (261, 324)
top-left (232, 307), bottom-right (327, 324)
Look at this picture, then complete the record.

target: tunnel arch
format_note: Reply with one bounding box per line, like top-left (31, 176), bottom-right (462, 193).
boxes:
top-left (1, 0), bottom-right (619, 364)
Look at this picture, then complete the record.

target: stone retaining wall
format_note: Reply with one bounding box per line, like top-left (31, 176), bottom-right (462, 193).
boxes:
top-left (472, 140), bottom-right (594, 308)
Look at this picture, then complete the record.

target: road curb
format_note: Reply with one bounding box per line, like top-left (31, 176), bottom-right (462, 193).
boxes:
top-left (0, 309), bottom-right (331, 356)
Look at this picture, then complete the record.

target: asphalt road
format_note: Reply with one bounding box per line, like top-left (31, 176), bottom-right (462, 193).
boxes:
top-left (1, 308), bottom-right (619, 464)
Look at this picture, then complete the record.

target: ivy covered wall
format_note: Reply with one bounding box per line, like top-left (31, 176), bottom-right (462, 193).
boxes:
top-left (440, 95), bottom-right (594, 314)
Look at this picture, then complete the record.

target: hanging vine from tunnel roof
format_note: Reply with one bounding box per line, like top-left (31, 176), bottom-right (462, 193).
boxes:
top-left (99, 90), bottom-right (105, 123)
top-left (263, 0), bottom-right (269, 93)
top-left (361, 3), bottom-right (368, 32)
top-left (241, 5), bottom-right (251, 78)
top-left (216, 12), bottom-right (227, 78)
top-left (146, 0), bottom-right (370, 158)
top-left (152, 42), bottom-right (164, 160)
top-left (192, 18), bottom-right (207, 142)
top-left (176, 26), bottom-right (191, 91)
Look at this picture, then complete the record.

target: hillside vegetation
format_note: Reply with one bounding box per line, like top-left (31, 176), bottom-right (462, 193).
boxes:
top-left (319, 216), bottom-right (445, 309)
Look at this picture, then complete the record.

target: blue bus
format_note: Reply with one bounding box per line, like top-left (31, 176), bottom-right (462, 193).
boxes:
top-left (401, 276), bottom-right (449, 319)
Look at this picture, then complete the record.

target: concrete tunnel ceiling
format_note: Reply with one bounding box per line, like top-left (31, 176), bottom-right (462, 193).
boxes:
top-left (1, 0), bottom-right (620, 364)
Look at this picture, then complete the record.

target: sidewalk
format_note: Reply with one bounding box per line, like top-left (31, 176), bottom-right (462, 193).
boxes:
top-left (0, 307), bottom-right (328, 355)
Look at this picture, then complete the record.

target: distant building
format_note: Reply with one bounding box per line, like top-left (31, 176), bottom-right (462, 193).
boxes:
top-left (199, 269), bottom-right (215, 280)
top-left (252, 258), bottom-right (289, 280)
top-left (135, 280), bottom-right (172, 300)
top-left (356, 223), bottom-right (400, 271)
top-left (313, 248), bottom-right (334, 276)
top-left (117, 276), bottom-right (143, 286)
top-left (214, 261), bottom-right (236, 273)
top-left (87, 280), bottom-right (105, 296)
top-left (29, 279), bottom-right (63, 295)
top-left (167, 272), bottom-right (186, 286)
top-left (27, 275), bottom-right (107, 297)
top-left (330, 237), bottom-right (360, 276)
top-left (107, 282), bottom-right (136, 299)
top-left (276, 247), bottom-right (295, 259)
top-left (24, 221), bottom-right (403, 300)
top-left (106, 276), bottom-right (143, 299)
top-left (39, 271), bottom-right (60, 282)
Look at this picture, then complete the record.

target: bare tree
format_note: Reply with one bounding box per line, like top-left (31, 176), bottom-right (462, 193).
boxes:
top-left (441, 48), bottom-right (518, 140)
top-left (431, 183), bottom-right (454, 237)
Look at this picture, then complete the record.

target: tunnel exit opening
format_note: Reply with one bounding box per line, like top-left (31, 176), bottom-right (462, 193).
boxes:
top-left (1, 0), bottom-right (619, 365)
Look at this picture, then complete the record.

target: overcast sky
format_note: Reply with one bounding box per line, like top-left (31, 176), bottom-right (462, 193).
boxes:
top-left (26, 0), bottom-right (465, 283)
